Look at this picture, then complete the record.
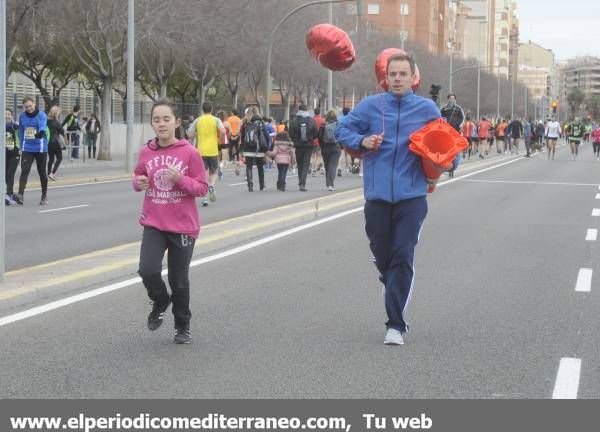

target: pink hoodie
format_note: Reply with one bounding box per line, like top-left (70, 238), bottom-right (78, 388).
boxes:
top-left (132, 138), bottom-right (208, 238)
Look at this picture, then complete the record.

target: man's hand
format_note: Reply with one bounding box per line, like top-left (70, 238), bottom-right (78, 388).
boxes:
top-left (166, 165), bottom-right (182, 183)
top-left (137, 175), bottom-right (149, 190)
top-left (361, 134), bottom-right (384, 151)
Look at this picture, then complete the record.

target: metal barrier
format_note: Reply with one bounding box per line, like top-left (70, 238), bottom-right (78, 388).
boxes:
top-left (63, 131), bottom-right (100, 162)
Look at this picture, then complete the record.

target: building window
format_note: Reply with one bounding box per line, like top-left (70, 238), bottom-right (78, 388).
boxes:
top-left (368, 3), bottom-right (380, 14)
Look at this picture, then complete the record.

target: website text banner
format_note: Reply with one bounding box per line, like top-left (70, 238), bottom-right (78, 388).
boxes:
top-left (2, 400), bottom-right (596, 432)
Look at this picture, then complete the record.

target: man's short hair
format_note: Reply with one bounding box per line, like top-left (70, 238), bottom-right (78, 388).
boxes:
top-left (447, 93), bottom-right (456, 100)
top-left (386, 54), bottom-right (416, 75)
top-left (314, 107), bottom-right (320, 115)
top-left (22, 96), bottom-right (34, 105)
top-left (231, 108), bottom-right (238, 116)
top-left (73, 105), bottom-right (80, 112)
top-left (342, 107), bottom-right (350, 115)
top-left (298, 104), bottom-right (308, 111)
top-left (202, 101), bottom-right (213, 114)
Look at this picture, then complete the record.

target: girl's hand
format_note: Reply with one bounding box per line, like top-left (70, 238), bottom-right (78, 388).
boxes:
top-left (137, 175), bottom-right (149, 190)
top-left (166, 165), bottom-right (182, 182)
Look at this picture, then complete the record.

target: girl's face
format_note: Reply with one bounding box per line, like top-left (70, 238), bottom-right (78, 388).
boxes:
top-left (151, 105), bottom-right (180, 142)
top-left (6, 110), bottom-right (13, 123)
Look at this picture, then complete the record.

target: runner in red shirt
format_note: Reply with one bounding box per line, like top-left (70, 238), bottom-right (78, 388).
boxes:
top-left (477, 117), bottom-right (491, 159)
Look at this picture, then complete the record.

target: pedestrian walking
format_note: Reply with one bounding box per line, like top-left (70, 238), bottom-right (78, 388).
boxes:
top-left (318, 110), bottom-right (342, 191)
top-left (592, 125), bottom-right (600, 160)
top-left (84, 113), bottom-right (101, 159)
top-left (523, 118), bottom-right (532, 157)
top-left (62, 105), bottom-right (81, 159)
top-left (5, 109), bottom-right (20, 206)
top-left (189, 101), bottom-right (226, 206)
top-left (16, 97), bottom-right (49, 205)
top-left (335, 53), bottom-right (459, 345)
top-left (289, 104), bottom-right (318, 191)
top-left (46, 105), bottom-right (65, 180)
top-left (133, 99), bottom-right (208, 345)
top-left (440, 93), bottom-right (464, 178)
top-left (268, 131), bottom-right (295, 191)
top-left (545, 118), bottom-right (561, 160)
top-left (239, 106), bottom-right (270, 192)
top-left (507, 117), bottom-right (523, 155)
top-left (566, 117), bottom-right (584, 160)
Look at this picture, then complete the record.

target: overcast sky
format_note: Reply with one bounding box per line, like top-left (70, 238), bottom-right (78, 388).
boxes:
top-left (516, 0), bottom-right (600, 61)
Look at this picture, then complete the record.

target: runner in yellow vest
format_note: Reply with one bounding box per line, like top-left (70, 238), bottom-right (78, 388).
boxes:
top-left (188, 102), bottom-right (225, 206)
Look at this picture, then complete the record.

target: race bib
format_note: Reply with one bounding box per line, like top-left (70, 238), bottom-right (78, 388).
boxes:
top-left (24, 127), bottom-right (37, 140)
top-left (5, 132), bottom-right (15, 150)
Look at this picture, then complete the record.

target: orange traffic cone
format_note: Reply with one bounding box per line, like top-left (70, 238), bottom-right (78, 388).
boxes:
top-left (409, 118), bottom-right (468, 192)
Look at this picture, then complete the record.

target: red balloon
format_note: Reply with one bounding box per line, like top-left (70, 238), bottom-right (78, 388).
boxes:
top-left (306, 24), bottom-right (356, 71)
top-left (374, 48), bottom-right (420, 92)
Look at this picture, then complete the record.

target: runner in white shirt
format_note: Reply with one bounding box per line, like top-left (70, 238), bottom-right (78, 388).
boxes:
top-left (545, 118), bottom-right (562, 160)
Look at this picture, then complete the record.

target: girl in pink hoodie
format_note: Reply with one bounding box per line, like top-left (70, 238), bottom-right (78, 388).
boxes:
top-left (133, 99), bottom-right (208, 344)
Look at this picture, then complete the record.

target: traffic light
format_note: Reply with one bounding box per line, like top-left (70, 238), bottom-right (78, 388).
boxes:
top-left (551, 101), bottom-right (558, 113)
top-left (357, 0), bottom-right (365, 16)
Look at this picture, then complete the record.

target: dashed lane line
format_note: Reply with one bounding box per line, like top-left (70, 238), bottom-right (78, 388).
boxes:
top-left (575, 268), bottom-right (593, 292)
top-left (552, 358), bottom-right (581, 399)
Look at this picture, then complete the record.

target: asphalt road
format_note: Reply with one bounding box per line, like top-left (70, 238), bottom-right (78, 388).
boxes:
top-left (1, 143), bottom-right (599, 398)
top-left (5, 168), bottom-right (363, 270)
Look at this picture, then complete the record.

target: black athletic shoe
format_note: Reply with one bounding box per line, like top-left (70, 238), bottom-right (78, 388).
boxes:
top-left (13, 194), bottom-right (24, 205)
top-left (173, 326), bottom-right (192, 344)
top-left (147, 300), bottom-right (169, 331)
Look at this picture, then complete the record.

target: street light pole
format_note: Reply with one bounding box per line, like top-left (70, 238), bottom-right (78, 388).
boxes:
top-left (0, 0), bottom-right (6, 281)
top-left (125, 0), bottom-right (134, 173)
top-left (327, 1), bottom-right (333, 111)
top-left (265, 0), bottom-right (359, 118)
top-left (400, 2), bottom-right (408, 50)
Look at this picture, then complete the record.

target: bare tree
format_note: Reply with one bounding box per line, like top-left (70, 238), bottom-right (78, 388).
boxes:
top-left (6, 0), bottom-right (38, 63)
top-left (66, 0), bottom-right (127, 160)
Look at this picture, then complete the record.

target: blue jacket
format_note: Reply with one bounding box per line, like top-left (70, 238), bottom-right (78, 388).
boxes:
top-left (336, 90), bottom-right (454, 203)
top-left (19, 109), bottom-right (48, 153)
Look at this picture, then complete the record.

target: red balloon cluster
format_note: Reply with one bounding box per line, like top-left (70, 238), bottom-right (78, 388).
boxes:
top-left (306, 24), bottom-right (356, 71)
top-left (374, 48), bottom-right (420, 91)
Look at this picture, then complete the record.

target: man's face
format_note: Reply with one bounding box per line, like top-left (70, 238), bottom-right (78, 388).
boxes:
top-left (23, 101), bottom-right (36, 114)
top-left (448, 95), bottom-right (456, 105)
top-left (386, 60), bottom-right (415, 96)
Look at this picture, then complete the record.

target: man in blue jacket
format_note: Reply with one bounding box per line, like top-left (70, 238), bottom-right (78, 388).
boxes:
top-left (335, 53), bottom-right (458, 346)
top-left (16, 97), bottom-right (48, 205)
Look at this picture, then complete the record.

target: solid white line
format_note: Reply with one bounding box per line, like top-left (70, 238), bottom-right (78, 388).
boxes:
top-left (0, 157), bottom-right (522, 327)
top-left (585, 229), bottom-right (598, 241)
top-left (592, 209), bottom-right (600, 216)
top-left (575, 268), bottom-right (592, 292)
top-left (552, 358), bottom-right (581, 399)
top-left (461, 179), bottom-right (600, 187)
top-left (31, 178), bottom-right (129, 191)
top-left (596, 194), bottom-right (600, 199)
top-left (0, 207), bottom-right (362, 327)
top-left (38, 204), bottom-right (89, 214)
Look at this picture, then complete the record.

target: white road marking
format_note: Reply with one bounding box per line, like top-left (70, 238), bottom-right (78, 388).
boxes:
top-left (585, 229), bottom-right (598, 241)
top-left (38, 204), bottom-right (89, 214)
top-left (31, 178), bottom-right (129, 191)
top-left (596, 194), bottom-right (600, 199)
top-left (592, 209), bottom-right (600, 216)
top-left (552, 358), bottom-right (581, 399)
top-left (461, 179), bottom-right (600, 187)
top-left (575, 268), bottom-right (592, 292)
top-left (0, 156), bottom-right (524, 326)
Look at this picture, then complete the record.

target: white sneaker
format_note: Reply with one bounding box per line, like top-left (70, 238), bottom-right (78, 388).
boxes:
top-left (384, 328), bottom-right (404, 345)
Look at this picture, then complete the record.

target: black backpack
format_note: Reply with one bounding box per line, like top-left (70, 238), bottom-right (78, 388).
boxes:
top-left (294, 117), bottom-right (311, 144)
top-left (243, 120), bottom-right (269, 153)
